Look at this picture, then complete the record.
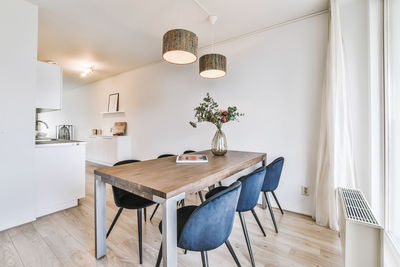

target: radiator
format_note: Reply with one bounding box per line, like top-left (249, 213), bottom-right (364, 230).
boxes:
top-left (338, 188), bottom-right (383, 267)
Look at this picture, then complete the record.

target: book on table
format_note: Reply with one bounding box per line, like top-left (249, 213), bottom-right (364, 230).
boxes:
top-left (176, 154), bottom-right (208, 164)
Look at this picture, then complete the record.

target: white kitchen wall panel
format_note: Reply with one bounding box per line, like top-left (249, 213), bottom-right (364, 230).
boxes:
top-left (0, 0), bottom-right (38, 231)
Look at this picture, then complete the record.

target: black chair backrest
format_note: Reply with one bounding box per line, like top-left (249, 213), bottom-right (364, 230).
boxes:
top-left (183, 150), bottom-right (196, 154)
top-left (112, 159), bottom-right (141, 206)
top-left (157, 154), bottom-right (175, 159)
top-left (114, 159), bottom-right (141, 166)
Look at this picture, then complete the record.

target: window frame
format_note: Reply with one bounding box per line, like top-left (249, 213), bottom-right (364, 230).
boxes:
top-left (384, 0), bottom-right (400, 256)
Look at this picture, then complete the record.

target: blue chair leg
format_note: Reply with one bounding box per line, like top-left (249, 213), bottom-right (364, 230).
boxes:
top-left (150, 204), bottom-right (159, 221)
top-left (225, 240), bottom-right (241, 266)
top-left (106, 207), bottom-right (123, 238)
top-left (251, 208), bottom-right (266, 237)
top-left (271, 191), bottom-right (284, 214)
top-left (137, 209), bottom-right (143, 264)
top-left (264, 192), bottom-right (278, 233)
top-left (201, 251), bottom-right (209, 267)
top-left (156, 243), bottom-right (162, 267)
top-left (239, 212), bottom-right (256, 267)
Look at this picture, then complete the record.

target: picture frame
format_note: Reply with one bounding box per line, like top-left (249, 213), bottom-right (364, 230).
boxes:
top-left (108, 93), bottom-right (119, 112)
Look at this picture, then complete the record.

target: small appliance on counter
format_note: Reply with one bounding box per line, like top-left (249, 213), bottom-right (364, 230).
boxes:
top-left (57, 125), bottom-right (74, 140)
top-left (112, 122), bottom-right (127, 136)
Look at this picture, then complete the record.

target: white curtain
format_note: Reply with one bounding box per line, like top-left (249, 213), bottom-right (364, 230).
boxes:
top-left (314, 0), bottom-right (357, 231)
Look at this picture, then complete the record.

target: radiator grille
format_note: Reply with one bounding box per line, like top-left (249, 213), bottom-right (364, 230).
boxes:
top-left (339, 188), bottom-right (379, 226)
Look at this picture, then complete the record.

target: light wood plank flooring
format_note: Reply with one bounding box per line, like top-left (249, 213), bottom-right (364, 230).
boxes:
top-left (0, 162), bottom-right (343, 267)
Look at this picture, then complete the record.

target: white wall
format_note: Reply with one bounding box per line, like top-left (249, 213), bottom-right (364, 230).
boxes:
top-left (41, 13), bottom-right (328, 215)
top-left (0, 0), bottom-right (38, 231)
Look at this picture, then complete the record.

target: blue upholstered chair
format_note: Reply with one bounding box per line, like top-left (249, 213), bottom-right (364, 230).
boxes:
top-left (205, 167), bottom-right (267, 267)
top-left (107, 160), bottom-right (155, 264)
top-left (150, 154), bottom-right (183, 221)
top-left (262, 157), bottom-right (285, 233)
top-left (156, 182), bottom-right (243, 267)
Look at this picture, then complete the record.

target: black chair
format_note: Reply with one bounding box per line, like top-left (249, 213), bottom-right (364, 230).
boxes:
top-left (107, 160), bottom-right (155, 264)
top-left (261, 157), bottom-right (285, 233)
top-left (206, 167), bottom-right (267, 267)
top-left (156, 182), bottom-right (243, 267)
top-left (149, 154), bottom-right (181, 221)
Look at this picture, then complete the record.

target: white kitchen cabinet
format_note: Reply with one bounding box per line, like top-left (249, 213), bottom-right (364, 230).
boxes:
top-left (34, 142), bottom-right (86, 217)
top-left (86, 136), bottom-right (132, 166)
top-left (36, 61), bottom-right (63, 111)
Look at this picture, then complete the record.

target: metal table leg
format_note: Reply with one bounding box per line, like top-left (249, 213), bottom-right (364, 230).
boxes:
top-left (262, 193), bottom-right (267, 209)
top-left (154, 192), bottom-right (185, 267)
top-left (95, 174), bottom-right (107, 259)
top-left (261, 157), bottom-right (268, 209)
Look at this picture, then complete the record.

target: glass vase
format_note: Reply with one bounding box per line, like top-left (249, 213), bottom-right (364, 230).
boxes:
top-left (211, 128), bottom-right (227, 156)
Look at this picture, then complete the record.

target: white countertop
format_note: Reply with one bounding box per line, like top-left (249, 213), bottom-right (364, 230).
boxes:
top-left (35, 140), bottom-right (86, 147)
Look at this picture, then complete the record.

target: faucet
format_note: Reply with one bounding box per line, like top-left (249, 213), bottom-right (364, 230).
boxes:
top-left (36, 120), bottom-right (49, 130)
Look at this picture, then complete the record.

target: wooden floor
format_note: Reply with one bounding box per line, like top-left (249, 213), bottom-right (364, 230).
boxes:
top-left (0, 162), bottom-right (343, 267)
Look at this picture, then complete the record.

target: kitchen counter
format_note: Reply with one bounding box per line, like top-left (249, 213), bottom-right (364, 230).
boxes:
top-left (35, 139), bottom-right (86, 147)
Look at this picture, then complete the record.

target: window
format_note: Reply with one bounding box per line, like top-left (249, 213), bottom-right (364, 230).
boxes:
top-left (387, 0), bottom-right (400, 248)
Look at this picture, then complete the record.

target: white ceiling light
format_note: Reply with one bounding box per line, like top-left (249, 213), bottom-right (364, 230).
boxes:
top-left (80, 67), bottom-right (94, 77)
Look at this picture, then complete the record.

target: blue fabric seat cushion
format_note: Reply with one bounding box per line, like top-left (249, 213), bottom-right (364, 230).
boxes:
top-left (158, 205), bottom-right (198, 243)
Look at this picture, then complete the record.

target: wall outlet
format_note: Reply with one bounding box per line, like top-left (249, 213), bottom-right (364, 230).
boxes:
top-left (301, 186), bottom-right (310, 196)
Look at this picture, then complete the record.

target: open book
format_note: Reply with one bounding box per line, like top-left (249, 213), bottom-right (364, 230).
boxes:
top-left (176, 154), bottom-right (208, 164)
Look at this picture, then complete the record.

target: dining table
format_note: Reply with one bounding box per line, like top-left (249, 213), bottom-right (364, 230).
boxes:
top-left (93, 149), bottom-right (266, 266)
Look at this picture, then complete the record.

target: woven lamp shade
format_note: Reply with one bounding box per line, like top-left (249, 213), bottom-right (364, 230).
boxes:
top-left (162, 29), bottom-right (198, 65)
top-left (199, 54), bottom-right (227, 78)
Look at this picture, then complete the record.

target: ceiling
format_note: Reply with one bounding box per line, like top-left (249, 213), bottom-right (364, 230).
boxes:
top-left (26, 0), bottom-right (329, 89)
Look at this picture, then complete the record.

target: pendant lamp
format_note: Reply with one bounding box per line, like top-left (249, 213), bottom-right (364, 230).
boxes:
top-left (162, 29), bottom-right (198, 65)
top-left (199, 16), bottom-right (227, 79)
top-left (199, 53), bottom-right (226, 78)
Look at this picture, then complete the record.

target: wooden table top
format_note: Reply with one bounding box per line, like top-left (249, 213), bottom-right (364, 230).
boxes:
top-left (94, 150), bottom-right (266, 200)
